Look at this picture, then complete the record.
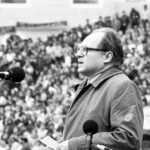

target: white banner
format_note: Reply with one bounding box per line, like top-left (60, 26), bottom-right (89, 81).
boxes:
top-left (16, 21), bottom-right (68, 31)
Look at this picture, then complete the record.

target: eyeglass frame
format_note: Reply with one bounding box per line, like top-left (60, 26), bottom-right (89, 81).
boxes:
top-left (76, 45), bottom-right (107, 56)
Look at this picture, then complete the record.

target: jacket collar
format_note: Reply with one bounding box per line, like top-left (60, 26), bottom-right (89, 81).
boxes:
top-left (91, 66), bottom-right (123, 87)
top-left (74, 66), bottom-right (123, 90)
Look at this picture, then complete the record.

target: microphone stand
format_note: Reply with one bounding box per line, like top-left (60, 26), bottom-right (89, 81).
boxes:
top-left (85, 133), bottom-right (92, 150)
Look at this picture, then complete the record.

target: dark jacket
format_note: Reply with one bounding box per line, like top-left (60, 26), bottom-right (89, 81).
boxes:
top-left (63, 67), bottom-right (143, 150)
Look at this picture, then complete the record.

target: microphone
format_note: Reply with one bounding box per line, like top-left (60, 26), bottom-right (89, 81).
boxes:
top-left (0, 67), bottom-right (25, 82)
top-left (83, 120), bottom-right (98, 150)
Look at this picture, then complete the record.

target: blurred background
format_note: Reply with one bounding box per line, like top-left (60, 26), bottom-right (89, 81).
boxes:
top-left (0, 0), bottom-right (150, 150)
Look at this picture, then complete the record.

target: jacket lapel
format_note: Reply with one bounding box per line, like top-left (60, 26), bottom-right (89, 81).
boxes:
top-left (68, 78), bottom-right (89, 111)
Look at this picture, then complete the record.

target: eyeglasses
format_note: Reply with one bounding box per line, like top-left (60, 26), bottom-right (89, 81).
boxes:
top-left (76, 45), bottom-right (106, 56)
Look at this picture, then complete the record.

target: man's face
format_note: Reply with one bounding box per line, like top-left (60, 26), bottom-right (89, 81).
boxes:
top-left (76, 32), bottom-right (106, 77)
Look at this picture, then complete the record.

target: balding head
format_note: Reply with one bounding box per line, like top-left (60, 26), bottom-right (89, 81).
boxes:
top-left (92, 28), bottom-right (124, 66)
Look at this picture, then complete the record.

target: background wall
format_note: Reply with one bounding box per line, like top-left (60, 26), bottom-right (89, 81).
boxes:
top-left (0, 0), bottom-right (150, 28)
top-left (0, 0), bottom-right (150, 43)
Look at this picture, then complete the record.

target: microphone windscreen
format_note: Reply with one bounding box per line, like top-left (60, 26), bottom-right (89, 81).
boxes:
top-left (83, 120), bottom-right (98, 134)
top-left (9, 67), bottom-right (25, 82)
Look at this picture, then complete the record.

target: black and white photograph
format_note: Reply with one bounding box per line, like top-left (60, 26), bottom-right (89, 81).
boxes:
top-left (0, 0), bottom-right (150, 150)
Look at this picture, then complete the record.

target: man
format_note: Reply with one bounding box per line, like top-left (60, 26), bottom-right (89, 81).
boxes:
top-left (141, 5), bottom-right (149, 31)
top-left (129, 8), bottom-right (140, 28)
top-left (120, 11), bottom-right (130, 34)
top-left (57, 28), bottom-right (143, 150)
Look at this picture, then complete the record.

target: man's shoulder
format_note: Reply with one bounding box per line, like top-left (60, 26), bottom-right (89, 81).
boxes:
top-left (106, 73), bottom-right (140, 96)
top-left (107, 73), bottom-right (133, 87)
top-left (111, 72), bottom-right (130, 81)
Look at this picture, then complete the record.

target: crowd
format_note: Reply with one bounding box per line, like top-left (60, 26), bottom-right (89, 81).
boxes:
top-left (0, 6), bottom-right (150, 150)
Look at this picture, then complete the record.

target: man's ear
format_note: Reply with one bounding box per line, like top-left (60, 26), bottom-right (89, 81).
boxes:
top-left (104, 51), bottom-right (113, 63)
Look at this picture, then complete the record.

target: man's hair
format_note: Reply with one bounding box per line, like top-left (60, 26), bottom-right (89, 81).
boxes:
top-left (93, 28), bottom-right (124, 66)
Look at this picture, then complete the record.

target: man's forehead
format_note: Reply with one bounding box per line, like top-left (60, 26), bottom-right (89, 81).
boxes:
top-left (82, 32), bottom-right (105, 48)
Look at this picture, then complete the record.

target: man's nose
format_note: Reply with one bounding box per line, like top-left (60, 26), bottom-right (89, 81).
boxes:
top-left (76, 50), bottom-right (83, 57)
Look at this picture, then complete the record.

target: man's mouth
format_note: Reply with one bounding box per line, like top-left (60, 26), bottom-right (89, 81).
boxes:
top-left (78, 61), bottom-right (84, 64)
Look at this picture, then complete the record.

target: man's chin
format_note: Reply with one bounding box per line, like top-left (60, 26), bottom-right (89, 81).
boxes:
top-left (78, 68), bottom-right (83, 73)
top-left (78, 69), bottom-right (86, 76)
